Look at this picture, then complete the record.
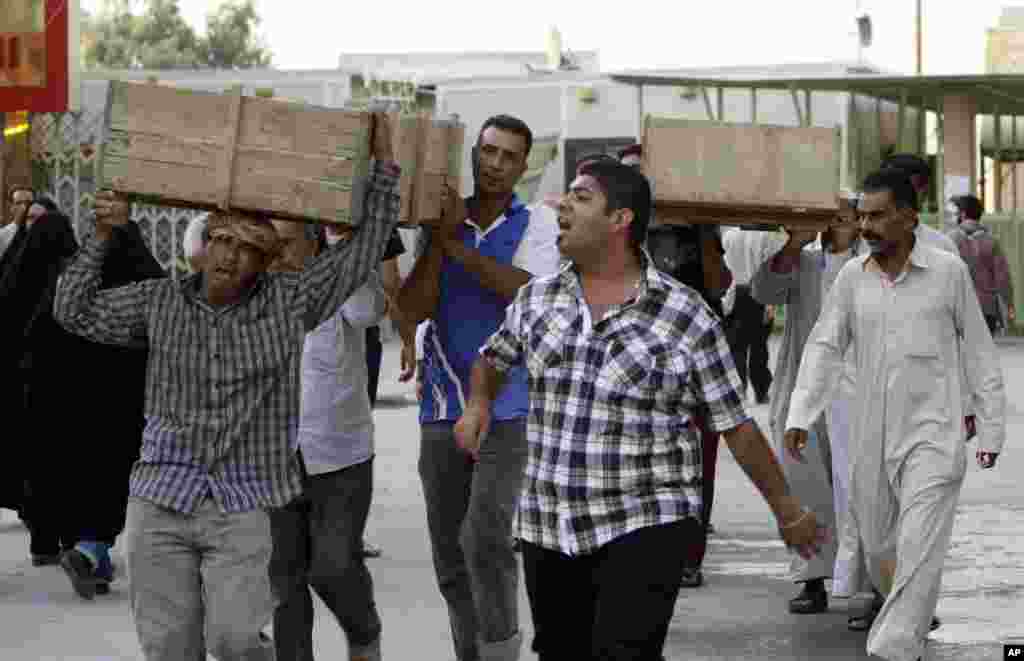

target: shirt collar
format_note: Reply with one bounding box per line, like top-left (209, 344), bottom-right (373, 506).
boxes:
top-left (559, 250), bottom-right (669, 301)
top-left (463, 194), bottom-right (526, 238)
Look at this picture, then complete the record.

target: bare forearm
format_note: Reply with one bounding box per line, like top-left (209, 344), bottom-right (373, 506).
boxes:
top-left (398, 239), bottom-right (443, 324)
top-left (722, 421), bottom-right (800, 522)
top-left (467, 357), bottom-right (506, 408)
top-left (442, 239), bottom-right (531, 301)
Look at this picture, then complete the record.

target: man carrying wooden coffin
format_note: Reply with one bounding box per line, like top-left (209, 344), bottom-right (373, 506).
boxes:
top-left (53, 114), bottom-right (402, 661)
top-left (399, 114), bottom-right (560, 661)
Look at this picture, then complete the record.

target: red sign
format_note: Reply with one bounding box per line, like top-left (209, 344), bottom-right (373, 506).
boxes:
top-left (0, 0), bottom-right (70, 112)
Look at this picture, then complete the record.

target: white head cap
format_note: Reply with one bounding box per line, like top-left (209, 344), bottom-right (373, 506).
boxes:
top-left (183, 213), bottom-right (210, 271)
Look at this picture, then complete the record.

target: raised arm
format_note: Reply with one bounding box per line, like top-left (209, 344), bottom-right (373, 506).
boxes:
top-left (53, 192), bottom-right (158, 348)
top-left (398, 228), bottom-right (444, 325)
top-left (751, 229), bottom-right (816, 305)
top-left (294, 115), bottom-right (402, 331)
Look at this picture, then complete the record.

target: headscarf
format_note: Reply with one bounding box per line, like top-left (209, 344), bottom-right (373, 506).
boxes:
top-left (207, 213), bottom-right (282, 260)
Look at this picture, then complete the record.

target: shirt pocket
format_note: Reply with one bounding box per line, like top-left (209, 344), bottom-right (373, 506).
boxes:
top-left (902, 345), bottom-right (950, 423)
top-left (600, 339), bottom-right (676, 395)
top-left (525, 312), bottom-right (572, 376)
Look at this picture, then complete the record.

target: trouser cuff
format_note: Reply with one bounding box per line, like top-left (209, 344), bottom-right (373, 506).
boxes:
top-left (479, 631), bottom-right (522, 661)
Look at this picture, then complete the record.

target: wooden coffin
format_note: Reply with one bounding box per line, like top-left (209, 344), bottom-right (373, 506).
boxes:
top-left (642, 116), bottom-right (841, 231)
top-left (97, 81), bottom-right (373, 225)
top-left (391, 114), bottom-right (464, 225)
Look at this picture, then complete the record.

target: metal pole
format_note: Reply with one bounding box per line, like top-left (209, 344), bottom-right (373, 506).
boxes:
top-left (1013, 116), bottom-right (1018, 214)
top-left (995, 108), bottom-right (1004, 212)
top-left (916, 0), bottom-right (923, 75)
top-left (750, 87), bottom-right (757, 125)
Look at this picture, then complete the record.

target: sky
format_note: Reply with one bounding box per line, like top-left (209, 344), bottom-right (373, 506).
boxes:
top-left (79, 0), bottom-right (1023, 75)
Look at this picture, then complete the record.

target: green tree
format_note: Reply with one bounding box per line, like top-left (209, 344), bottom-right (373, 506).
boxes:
top-left (83, 0), bottom-right (272, 70)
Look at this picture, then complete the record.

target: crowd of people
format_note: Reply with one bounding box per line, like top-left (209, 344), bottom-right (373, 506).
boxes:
top-left (0, 111), bottom-right (1010, 661)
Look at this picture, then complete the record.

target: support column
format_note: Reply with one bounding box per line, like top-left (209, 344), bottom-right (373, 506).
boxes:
top-left (941, 94), bottom-right (978, 202)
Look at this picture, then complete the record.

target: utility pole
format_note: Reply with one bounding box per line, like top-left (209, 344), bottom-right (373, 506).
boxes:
top-left (916, 0), bottom-right (923, 74)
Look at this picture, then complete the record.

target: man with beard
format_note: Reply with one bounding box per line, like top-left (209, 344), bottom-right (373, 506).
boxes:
top-left (398, 114), bottom-right (560, 661)
top-left (455, 160), bottom-right (827, 660)
top-left (784, 169), bottom-right (1005, 661)
top-left (54, 113), bottom-right (401, 661)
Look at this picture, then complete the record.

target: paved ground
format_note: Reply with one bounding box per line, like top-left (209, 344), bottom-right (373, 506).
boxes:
top-left (0, 338), bottom-right (1021, 660)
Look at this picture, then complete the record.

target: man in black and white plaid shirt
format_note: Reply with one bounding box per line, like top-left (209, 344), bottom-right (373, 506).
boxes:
top-left (54, 115), bottom-right (401, 660)
top-left (455, 160), bottom-right (827, 660)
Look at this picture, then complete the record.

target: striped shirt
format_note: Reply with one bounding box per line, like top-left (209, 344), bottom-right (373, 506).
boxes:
top-left (54, 162), bottom-right (401, 514)
top-left (481, 257), bottom-right (750, 555)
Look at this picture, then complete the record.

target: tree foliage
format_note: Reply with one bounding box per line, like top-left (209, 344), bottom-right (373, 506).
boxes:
top-left (82, 0), bottom-right (272, 70)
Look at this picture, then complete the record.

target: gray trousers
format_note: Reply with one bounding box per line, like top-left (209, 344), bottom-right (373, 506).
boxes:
top-left (123, 497), bottom-right (276, 661)
top-left (418, 420), bottom-right (528, 661)
top-left (268, 459), bottom-right (381, 661)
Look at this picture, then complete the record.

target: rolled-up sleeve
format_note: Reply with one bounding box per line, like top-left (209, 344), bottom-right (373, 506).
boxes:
top-left (687, 322), bottom-right (750, 433)
top-left (54, 236), bottom-right (158, 348)
top-left (480, 295), bottom-right (526, 374)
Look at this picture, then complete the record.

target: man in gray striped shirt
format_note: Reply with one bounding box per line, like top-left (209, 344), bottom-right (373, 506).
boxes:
top-left (53, 115), bottom-right (401, 661)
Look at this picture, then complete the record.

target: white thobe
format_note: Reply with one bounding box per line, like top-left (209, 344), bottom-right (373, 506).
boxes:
top-left (751, 246), bottom-right (840, 583)
top-left (786, 241), bottom-right (1005, 661)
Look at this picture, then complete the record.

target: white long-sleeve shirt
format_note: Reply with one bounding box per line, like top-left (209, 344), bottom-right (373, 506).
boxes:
top-left (298, 271), bottom-right (388, 475)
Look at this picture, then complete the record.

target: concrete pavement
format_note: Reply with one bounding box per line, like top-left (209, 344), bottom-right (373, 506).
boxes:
top-left (0, 338), bottom-right (1021, 660)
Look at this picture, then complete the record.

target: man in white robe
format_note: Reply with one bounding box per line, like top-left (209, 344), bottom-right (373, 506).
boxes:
top-left (784, 169), bottom-right (1005, 661)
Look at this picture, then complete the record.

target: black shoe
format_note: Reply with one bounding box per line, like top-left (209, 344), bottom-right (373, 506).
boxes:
top-left (95, 581), bottom-right (111, 596)
top-left (680, 568), bottom-right (704, 588)
top-left (930, 616), bottom-right (941, 631)
top-left (788, 582), bottom-right (828, 614)
top-left (755, 393), bottom-right (770, 405)
top-left (359, 540), bottom-right (382, 559)
top-left (31, 553), bottom-right (60, 567)
top-left (60, 549), bottom-right (99, 600)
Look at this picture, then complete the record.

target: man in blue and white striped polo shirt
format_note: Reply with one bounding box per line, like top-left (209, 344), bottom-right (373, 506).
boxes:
top-left (399, 114), bottom-right (560, 661)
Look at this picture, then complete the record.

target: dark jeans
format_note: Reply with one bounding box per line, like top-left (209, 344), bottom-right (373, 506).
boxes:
top-left (985, 314), bottom-right (1000, 335)
top-left (365, 326), bottom-right (383, 407)
top-left (522, 519), bottom-right (700, 661)
top-left (681, 418), bottom-right (719, 569)
top-left (725, 285), bottom-right (772, 399)
top-left (268, 459), bottom-right (380, 660)
top-left (418, 420), bottom-right (528, 661)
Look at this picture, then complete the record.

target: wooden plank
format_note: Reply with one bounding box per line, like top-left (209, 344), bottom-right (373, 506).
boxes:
top-left (219, 86), bottom-right (244, 210)
top-left (99, 81), bottom-right (375, 224)
top-left (237, 96), bottom-right (371, 159)
top-left (99, 155), bottom-right (223, 207)
top-left (654, 201), bottom-right (833, 231)
top-left (643, 116), bottom-right (840, 212)
top-left (107, 81), bottom-right (232, 143)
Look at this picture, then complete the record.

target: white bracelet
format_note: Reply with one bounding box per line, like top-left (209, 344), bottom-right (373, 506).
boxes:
top-left (780, 508), bottom-right (811, 530)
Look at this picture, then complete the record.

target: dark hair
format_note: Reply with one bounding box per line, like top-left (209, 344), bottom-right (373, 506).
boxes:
top-left (575, 152), bottom-right (618, 172)
top-left (32, 196), bottom-right (60, 215)
top-left (578, 160), bottom-right (652, 249)
top-left (951, 194), bottom-right (983, 221)
top-left (477, 114), bottom-right (533, 159)
top-left (862, 168), bottom-right (920, 212)
top-left (618, 144), bottom-right (643, 161)
top-left (8, 185), bottom-right (34, 202)
top-left (880, 153), bottom-right (930, 183)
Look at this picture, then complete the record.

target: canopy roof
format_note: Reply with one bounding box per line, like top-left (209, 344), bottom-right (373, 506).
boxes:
top-left (610, 72), bottom-right (1024, 117)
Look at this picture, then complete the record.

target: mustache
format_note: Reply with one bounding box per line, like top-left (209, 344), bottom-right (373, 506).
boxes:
top-left (862, 233), bottom-right (883, 242)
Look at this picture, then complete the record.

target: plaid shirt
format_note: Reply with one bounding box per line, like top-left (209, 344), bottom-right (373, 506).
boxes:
top-left (54, 162), bottom-right (401, 514)
top-left (481, 258), bottom-right (749, 555)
